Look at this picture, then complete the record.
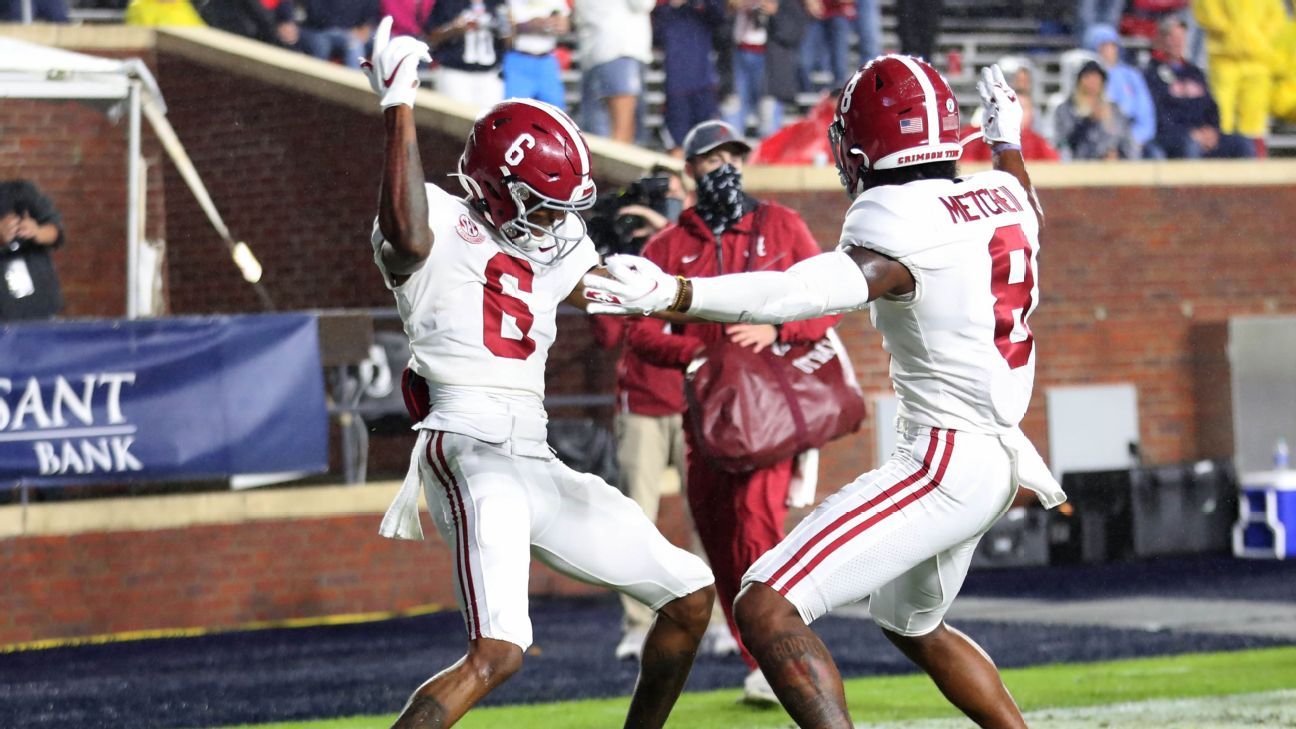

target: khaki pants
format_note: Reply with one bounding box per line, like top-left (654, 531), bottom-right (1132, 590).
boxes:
top-left (616, 412), bottom-right (724, 631)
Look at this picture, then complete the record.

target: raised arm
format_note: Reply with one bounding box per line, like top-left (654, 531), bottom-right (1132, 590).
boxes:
top-left (378, 106), bottom-right (433, 274)
top-left (362, 17), bottom-right (434, 277)
top-left (978, 64), bottom-right (1044, 232)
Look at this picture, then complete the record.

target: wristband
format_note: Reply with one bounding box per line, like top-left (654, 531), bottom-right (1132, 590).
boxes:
top-left (668, 276), bottom-right (690, 312)
top-left (991, 143), bottom-right (1022, 153)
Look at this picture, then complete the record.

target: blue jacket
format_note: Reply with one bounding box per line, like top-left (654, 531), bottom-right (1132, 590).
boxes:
top-left (651, 0), bottom-right (726, 95)
top-left (1145, 54), bottom-right (1220, 151)
top-left (1084, 24), bottom-right (1157, 147)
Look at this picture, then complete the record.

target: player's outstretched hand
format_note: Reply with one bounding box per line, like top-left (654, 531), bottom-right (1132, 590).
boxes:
top-left (582, 255), bottom-right (679, 316)
top-left (977, 65), bottom-right (1023, 148)
top-left (361, 16), bottom-right (431, 110)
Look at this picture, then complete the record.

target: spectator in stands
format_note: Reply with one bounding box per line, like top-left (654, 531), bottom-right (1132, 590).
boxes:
top-left (1272, 9), bottom-right (1296, 124)
top-left (1053, 60), bottom-right (1139, 159)
top-left (1, 180), bottom-right (66, 322)
top-left (895, 0), bottom-right (942, 61)
top-left (296, 0), bottom-right (379, 69)
top-left (2, 0), bottom-right (69, 22)
top-left (764, 0), bottom-right (809, 131)
top-left (977, 55), bottom-right (1062, 148)
top-left (574, 0), bottom-right (655, 144)
top-left (125, 0), bottom-right (204, 26)
top-left (626, 120), bottom-right (841, 705)
top-left (268, 0), bottom-right (300, 48)
top-left (1145, 14), bottom-right (1255, 158)
top-left (1120, 0), bottom-right (1206, 66)
top-left (427, 0), bottom-right (507, 111)
top-left (652, 0), bottom-right (727, 153)
top-left (503, 0), bottom-right (570, 110)
top-left (381, 0), bottom-right (435, 39)
top-left (1085, 23), bottom-right (1157, 156)
top-left (1076, 0), bottom-right (1126, 43)
top-left (1192, 0), bottom-right (1282, 148)
top-left (727, 0), bottom-right (781, 138)
top-left (961, 89), bottom-right (1061, 162)
top-left (800, 0), bottom-right (856, 94)
top-left (854, 0), bottom-right (881, 63)
top-left (200, 0), bottom-right (293, 45)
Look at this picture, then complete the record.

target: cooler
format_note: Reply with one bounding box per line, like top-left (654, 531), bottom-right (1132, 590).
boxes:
top-left (1233, 470), bottom-right (1296, 559)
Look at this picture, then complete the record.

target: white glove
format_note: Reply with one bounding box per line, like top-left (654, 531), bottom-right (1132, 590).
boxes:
top-left (581, 254), bottom-right (679, 316)
top-left (361, 16), bottom-right (431, 109)
top-left (977, 64), bottom-right (1023, 147)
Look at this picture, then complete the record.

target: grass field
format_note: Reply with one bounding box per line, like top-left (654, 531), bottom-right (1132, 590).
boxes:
top-left (222, 646), bottom-right (1296, 729)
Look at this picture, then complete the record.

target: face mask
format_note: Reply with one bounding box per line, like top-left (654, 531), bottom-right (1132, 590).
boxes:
top-left (694, 163), bottom-right (746, 233)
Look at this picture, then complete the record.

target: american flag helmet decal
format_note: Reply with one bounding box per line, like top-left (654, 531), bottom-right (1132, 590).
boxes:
top-left (899, 117), bottom-right (924, 134)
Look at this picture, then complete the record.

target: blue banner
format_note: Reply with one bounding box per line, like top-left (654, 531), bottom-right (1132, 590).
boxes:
top-left (0, 314), bottom-right (328, 487)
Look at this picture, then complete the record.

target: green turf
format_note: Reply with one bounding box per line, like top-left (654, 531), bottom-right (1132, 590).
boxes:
top-left (221, 646), bottom-right (1296, 729)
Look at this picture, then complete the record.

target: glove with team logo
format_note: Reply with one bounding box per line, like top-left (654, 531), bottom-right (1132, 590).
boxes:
top-left (582, 254), bottom-right (680, 316)
top-left (977, 64), bottom-right (1023, 148)
top-left (361, 16), bottom-right (431, 110)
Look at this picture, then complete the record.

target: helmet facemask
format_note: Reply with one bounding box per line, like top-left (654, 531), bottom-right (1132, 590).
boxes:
top-left (828, 118), bottom-right (869, 200)
top-left (498, 179), bottom-right (595, 265)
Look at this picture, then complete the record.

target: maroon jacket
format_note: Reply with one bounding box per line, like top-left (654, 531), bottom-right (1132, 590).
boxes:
top-left (589, 315), bottom-right (687, 416)
top-left (628, 201), bottom-right (841, 367)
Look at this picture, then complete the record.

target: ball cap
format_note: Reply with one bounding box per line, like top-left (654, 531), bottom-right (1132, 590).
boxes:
top-left (681, 120), bottom-right (753, 160)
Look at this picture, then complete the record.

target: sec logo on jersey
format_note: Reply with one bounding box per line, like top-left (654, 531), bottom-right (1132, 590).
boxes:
top-left (456, 214), bottom-right (486, 244)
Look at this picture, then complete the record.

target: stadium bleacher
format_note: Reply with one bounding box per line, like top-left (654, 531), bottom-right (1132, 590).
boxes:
top-left (49, 0), bottom-right (1295, 155)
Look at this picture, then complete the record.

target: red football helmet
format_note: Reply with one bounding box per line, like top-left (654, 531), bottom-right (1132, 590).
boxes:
top-left (829, 55), bottom-right (962, 198)
top-left (456, 99), bottom-right (597, 263)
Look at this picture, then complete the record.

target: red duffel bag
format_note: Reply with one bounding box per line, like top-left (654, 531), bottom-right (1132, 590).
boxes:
top-left (684, 329), bottom-right (867, 473)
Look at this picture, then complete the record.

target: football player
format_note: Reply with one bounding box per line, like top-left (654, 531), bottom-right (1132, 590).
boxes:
top-left (582, 56), bottom-right (1068, 728)
top-left (361, 17), bottom-right (716, 729)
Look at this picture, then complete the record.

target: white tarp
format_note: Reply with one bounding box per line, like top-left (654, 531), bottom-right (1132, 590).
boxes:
top-left (0, 36), bottom-right (164, 112)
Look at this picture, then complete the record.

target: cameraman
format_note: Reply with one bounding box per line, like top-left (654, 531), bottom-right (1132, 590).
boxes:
top-left (1, 179), bottom-right (65, 322)
top-left (615, 165), bottom-right (689, 242)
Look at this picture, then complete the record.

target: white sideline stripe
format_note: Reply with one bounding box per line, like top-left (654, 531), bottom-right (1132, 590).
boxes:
top-left (834, 596), bottom-right (1296, 639)
top-left (854, 689), bottom-right (1296, 728)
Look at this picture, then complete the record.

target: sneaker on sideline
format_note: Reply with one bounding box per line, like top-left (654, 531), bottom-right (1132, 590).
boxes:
top-left (704, 624), bottom-right (740, 656)
top-left (741, 668), bottom-right (779, 706)
top-left (614, 628), bottom-right (648, 661)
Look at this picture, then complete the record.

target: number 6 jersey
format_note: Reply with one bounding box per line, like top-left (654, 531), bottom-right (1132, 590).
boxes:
top-left (839, 170), bottom-right (1041, 435)
top-left (371, 183), bottom-right (599, 440)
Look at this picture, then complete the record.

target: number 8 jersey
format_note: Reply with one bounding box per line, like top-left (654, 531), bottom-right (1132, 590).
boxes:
top-left (840, 169), bottom-right (1041, 434)
top-left (371, 184), bottom-right (599, 431)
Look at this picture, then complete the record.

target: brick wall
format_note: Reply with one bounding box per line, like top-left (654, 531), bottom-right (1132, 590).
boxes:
top-left (0, 492), bottom-right (698, 646)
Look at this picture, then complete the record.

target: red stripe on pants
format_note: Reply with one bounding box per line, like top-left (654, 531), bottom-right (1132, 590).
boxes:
top-left (429, 432), bottom-right (482, 639)
top-left (765, 429), bottom-right (943, 589)
top-left (778, 429), bottom-right (956, 595)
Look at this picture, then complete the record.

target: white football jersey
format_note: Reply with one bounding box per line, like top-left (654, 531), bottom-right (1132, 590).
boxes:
top-left (371, 184), bottom-right (599, 435)
top-left (839, 170), bottom-right (1041, 434)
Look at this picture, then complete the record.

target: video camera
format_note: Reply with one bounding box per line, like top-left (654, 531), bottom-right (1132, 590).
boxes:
top-left (586, 174), bottom-right (678, 257)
